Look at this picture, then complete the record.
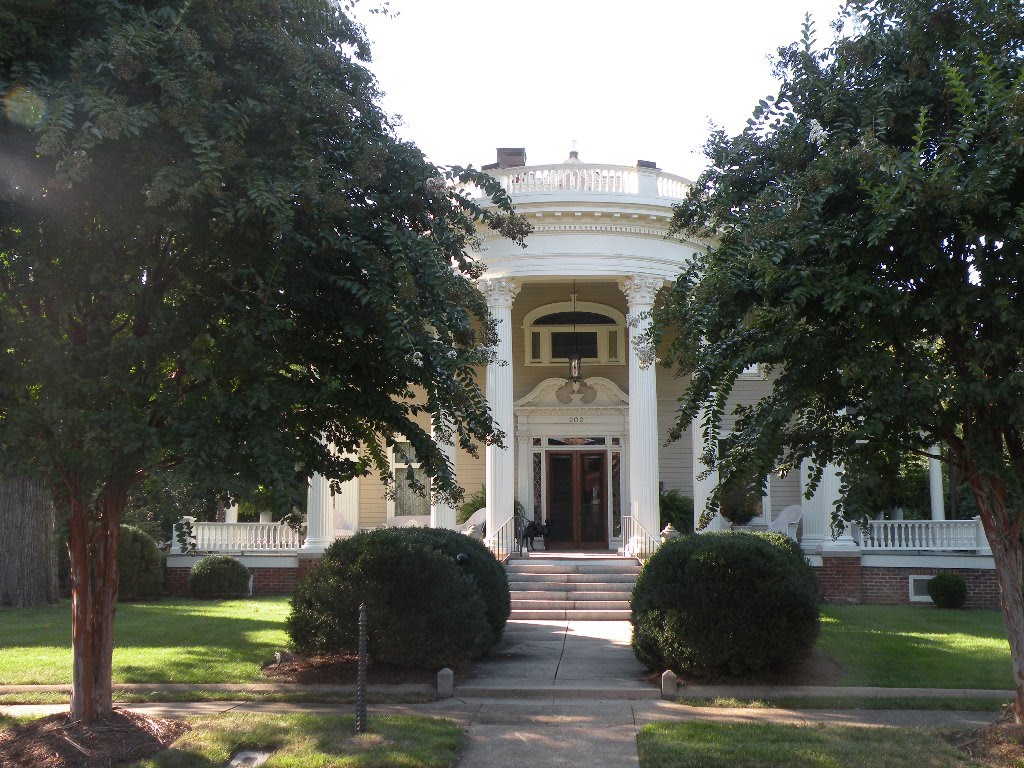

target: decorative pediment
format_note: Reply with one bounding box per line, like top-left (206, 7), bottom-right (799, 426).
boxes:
top-left (514, 377), bottom-right (629, 409)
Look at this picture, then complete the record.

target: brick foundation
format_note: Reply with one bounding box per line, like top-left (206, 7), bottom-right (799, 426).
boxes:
top-left (165, 563), bottom-right (310, 597)
top-left (816, 555), bottom-right (863, 604)
top-left (862, 566), bottom-right (999, 609)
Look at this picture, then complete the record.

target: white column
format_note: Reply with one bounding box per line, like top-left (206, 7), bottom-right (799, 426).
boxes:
top-left (303, 473), bottom-right (333, 553)
top-left (516, 415), bottom-right (532, 521)
top-left (620, 275), bottom-right (663, 538)
top-left (224, 503), bottom-right (239, 524)
top-left (430, 414), bottom-right (458, 530)
top-left (335, 476), bottom-right (359, 537)
top-left (800, 459), bottom-right (831, 553)
top-left (480, 278), bottom-right (520, 536)
top-left (691, 409), bottom-right (725, 532)
top-left (929, 446), bottom-right (945, 521)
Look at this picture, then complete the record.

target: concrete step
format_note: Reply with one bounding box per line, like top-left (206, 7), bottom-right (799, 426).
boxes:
top-left (508, 581), bottom-right (633, 592)
top-left (507, 593), bottom-right (626, 606)
top-left (505, 572), bottom-right (638, 584)
top-left (506, 562), bottom-right (639, 574)
top-left (508, 608), bottom-right (633, 621)
top-left (512, 599), bottom-right (629, 611)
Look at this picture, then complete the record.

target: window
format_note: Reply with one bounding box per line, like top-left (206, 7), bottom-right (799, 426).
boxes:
top-left (390, 441), bottom-right (429, 518)
top-left (909, 575), bottom-right (935, 603)
top-left (523, 301), bottom-right (626, 367)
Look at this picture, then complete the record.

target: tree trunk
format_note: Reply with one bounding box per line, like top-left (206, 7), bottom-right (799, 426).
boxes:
top-left (67, 483), bottom-right (127, 722)
top-left (968, 468), bottom-right (1024, 723)
top-left (0, 475), bottom-right (59, 608)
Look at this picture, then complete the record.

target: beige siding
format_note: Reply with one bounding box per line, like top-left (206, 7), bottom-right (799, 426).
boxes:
top-left (656, 367), bottom-right (693, 497)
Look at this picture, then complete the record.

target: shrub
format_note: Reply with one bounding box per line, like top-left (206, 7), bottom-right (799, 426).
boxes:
top-left (928, 573), bottom-right (967, 609)
top-left (288, 528), bottom-right (503, 668)
top-left (631, 531), bottom-right (819, 677)
top-left (118, 525), bottom-right (164, 601)
top-left (457, 486), bottom-right (486, 525)
top-left (659, 489), bottom-right (694, 534)
top-left (188, 555), bottom-right (250, 599)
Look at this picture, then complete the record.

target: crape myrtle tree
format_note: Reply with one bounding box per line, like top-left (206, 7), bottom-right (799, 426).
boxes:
top-left (656, 0), bottom-right (1024, 720)
top-left (0, 0), bottom-right (528, 722)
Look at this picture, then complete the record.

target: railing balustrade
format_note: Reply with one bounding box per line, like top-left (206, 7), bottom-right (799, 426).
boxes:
top-left (486, 163), bottom-right (689, 199)
top-left (622, 515), bottom-right (661, 561)
top-left (860, 518), bottom-right (985, 552)
top-left (484, 514), bottom-right (518, 563)
top-left (192, 521), bottom-right (303, 552)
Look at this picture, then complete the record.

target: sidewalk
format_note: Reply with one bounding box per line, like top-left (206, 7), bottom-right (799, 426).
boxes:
top-left (0, 619), bottom-right (1006, 768)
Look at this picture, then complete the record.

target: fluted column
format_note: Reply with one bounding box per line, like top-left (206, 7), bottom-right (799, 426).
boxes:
top-left (303, 472), bottom-right (333, 553)
top-left (929, 446), bottom-right (945, 521)
top-left (431, 414), bottom-right (458, 529)
top-left (801, 460), bottom-right (854, 553)
top-left (620, 275), bottom-right (663, 538)
top-left (480, 278), bottom-right (520, 537)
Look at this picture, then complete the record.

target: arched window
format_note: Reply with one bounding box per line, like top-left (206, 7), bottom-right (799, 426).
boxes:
top-left (522, 301), bottom-right (626, 367)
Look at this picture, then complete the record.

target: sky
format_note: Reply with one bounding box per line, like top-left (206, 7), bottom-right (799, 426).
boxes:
top-left (358, 0), bottom-right (846, 181)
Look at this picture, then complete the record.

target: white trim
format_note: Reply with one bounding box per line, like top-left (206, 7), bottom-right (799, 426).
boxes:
top-left (862, 553), bottom-right (996, 570)
top-left (166, 554), bottom-right (299, 569)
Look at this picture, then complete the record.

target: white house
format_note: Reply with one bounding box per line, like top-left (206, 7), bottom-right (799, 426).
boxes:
top-left (166, 149), bottom-right (998, 608)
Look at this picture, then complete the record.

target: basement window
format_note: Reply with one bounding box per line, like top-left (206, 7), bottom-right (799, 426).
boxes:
top-left (908, 575), bottom-right (934, 603)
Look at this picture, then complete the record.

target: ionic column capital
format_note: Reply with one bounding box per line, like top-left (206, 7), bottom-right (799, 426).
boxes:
top-left (619, 275), bottom-right (664, 308)
top-left (478, 277), bottom-right (521, 309)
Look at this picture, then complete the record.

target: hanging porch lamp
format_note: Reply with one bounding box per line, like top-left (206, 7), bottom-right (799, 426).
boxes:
top-left (568, 282), bottom-right (582, 384)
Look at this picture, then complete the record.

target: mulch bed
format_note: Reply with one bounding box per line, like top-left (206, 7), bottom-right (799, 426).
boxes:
top-left (946, 706), bottom-right (1024, 767)
top-left (262, 652), bottom-right (471, 685)
top-left (0, 710), bottom-right (188, 768)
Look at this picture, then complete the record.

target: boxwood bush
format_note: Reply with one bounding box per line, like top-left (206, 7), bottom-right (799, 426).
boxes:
top-left (118, 525), bottom-right (164, 601)
top-left (288, 528), bottom-right (509, 668)
top-left (188, 554), bottom-right (250, 599)
top-left (928, 573), bottom-right (967, 609)
top-left (631, 531), bottom-right (820, 677)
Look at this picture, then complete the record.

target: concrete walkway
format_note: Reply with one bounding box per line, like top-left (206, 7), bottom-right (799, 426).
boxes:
top-left (0, 619), bottom-right (1006, 768)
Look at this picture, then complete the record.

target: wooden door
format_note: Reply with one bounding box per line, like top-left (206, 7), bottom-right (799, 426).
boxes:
top-left (545, 451), bottom-right (607, 548)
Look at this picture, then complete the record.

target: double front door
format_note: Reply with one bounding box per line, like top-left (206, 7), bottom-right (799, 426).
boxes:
top-left (546, 451), bottom-right (607, 549)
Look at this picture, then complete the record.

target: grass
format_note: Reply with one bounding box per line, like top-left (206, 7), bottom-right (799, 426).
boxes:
top-left (636, 721), bottom-right (981, 768)
top-left (676, 696), bottom-right (1006, 712)
top-left (820, 605), bottom-right (1012, 689)
top-left (0, 598), bottom-right (291, 685)
top-left (0, 690), bottom-right (436, 706)
top-left (134, 713), bottom-right (462, 768)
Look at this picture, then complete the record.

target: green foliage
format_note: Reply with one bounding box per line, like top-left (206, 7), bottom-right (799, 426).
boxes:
top-left (288, 529), bottom-right (506, 668)
top-left (928, 573), bottom-right (967, 610)
top-left (845, 455), bottom-right (932, 521)
top-left (117, 525), bottom-right (163, 601)
top-left (631, 532), bottom-right (819, 677)
top-left (656, 1), bottom-right (1024, 539)
top-left (188, 555), bottom-right (250, 600)
top-left (458, 486), bottom-right (486, 525)
top-left (659, 489), bottom-right (694, 534)
top-left (125, 469), bottom-right (221, 543)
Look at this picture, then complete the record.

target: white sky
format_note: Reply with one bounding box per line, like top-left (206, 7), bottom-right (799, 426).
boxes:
top-left (359, 0), bottom-right (845, 181)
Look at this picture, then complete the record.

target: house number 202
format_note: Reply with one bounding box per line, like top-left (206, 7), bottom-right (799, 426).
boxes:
top-left (568, 416), bottom-right (584, 423)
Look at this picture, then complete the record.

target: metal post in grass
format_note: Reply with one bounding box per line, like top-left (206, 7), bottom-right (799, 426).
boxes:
top-left (355, 601), bottom-right (368, 734)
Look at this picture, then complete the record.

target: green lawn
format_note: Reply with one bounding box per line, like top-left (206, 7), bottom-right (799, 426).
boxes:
top-left (0, 598), bottom-right (290, 685)
top-left (135, 713), bottom-right (461, 768)
top-left (637, 722), bottom-right (980, 768)
top-left (820, 605), bottom-right (1012, 689)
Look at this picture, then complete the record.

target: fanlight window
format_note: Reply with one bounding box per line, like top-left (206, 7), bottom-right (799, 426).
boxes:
top-left (523, 301), bottom-right (626, 367)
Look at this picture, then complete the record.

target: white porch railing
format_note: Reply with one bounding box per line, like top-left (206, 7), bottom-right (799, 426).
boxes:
top-left (859, 518), bottom-right (987, 553)
top-left (622, 516), bottom-right (661, 561)
top-left (484, 514), bottom-right (518, 563)
top-left (192, 521), bottom-right (303, 552)
top-left (486, 163), bottom-right (690, 199)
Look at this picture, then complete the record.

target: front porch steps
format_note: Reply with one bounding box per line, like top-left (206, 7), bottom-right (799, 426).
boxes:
top-left (505, 556), bottom-right (639, 621)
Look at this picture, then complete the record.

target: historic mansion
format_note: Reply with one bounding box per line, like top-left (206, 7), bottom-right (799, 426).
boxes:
top-left (166, 149), bottom-right (999, 608)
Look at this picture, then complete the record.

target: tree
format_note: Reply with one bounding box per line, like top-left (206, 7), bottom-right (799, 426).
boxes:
top-left (0, 0), bottom-right (527, 721)
top-left (657, 0), bottom-right (1024, 720)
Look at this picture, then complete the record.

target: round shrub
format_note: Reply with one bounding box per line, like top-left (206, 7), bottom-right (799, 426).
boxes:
top-left (288, 528), bottom-right (503, 668)
top-left (188, 555), bottom-right (250, 599)
top-left (118, 525), bottom-right (163, 601)
top-left (631, 531), bottom-right (820, 678)
top-left (928, 573), bottom-right (967, 609)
